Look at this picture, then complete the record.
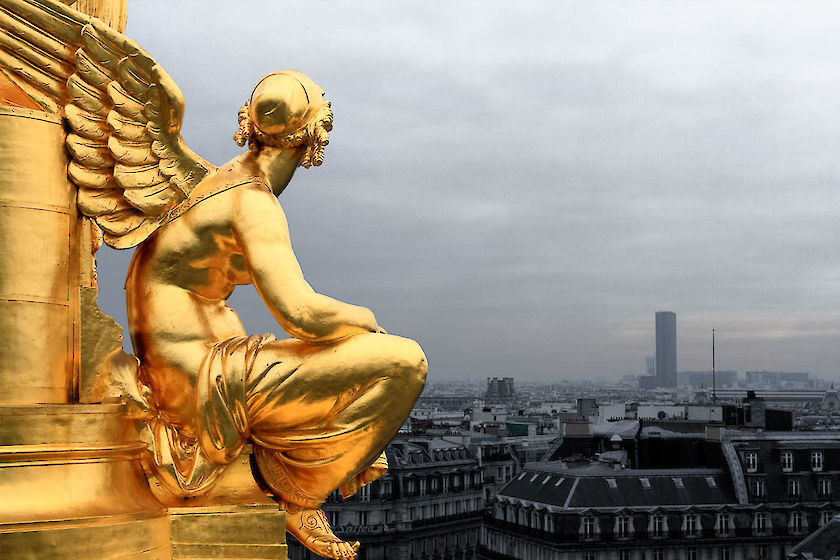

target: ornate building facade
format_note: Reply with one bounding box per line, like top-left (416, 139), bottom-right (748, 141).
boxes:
top-left (479, 429), bottom-right (840, 560)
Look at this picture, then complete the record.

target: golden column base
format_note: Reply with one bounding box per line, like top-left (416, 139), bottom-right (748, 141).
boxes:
top-left (0, 404), bottom-right (170, 559)
top-left (170, 505), bottom-right (286, 560)
top-left (0, 406), bottom-right (288, 560)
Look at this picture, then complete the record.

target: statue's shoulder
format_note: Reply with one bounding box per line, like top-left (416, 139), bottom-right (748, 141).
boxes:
top-left (164, 167), bottom-right (273, 225)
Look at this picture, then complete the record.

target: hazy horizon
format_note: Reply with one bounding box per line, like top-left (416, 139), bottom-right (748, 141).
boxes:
top-left (96, 1), bottom-right (840, 382)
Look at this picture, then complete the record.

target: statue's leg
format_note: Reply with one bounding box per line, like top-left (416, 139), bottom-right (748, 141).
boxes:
top-left (246, 332), bottom-right (426, 506)
top-left (244, 333), bottom-right (426, 557)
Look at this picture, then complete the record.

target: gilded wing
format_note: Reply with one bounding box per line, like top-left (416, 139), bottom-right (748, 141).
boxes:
top-left (0, 0), bottom-right (216, 248)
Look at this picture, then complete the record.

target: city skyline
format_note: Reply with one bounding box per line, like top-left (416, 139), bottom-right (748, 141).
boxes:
top-left (96, 1), bottom-right (840, 382)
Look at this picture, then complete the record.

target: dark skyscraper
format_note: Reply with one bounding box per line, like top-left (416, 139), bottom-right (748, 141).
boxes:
top-left (655, 311), bottom-right (677, 388)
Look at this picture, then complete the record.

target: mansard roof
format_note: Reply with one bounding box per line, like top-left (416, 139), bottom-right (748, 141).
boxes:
top-left (497, 462), bottom-right (736, 510)
top-left (386, 437), bottom-right (478, 470)
top-left (787, 515), bottom-right (840, 560)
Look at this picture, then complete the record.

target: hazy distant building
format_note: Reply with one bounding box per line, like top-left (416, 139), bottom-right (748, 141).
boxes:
top-left (645, 356), bottom-right (656, 377)
top-left (746, 370), bottom-right (810, 389)
top-left (655, 311), bottom-right (677, 388)
top-left (486, 377), bottom-right (515, 402)
top-left (678, 369), bottom-right (738, 389)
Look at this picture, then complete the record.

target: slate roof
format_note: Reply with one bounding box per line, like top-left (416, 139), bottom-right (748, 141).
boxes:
top-left (497, 461), bottom-right (736, 510)
top-left (787, 516), bottom-right (840, 559)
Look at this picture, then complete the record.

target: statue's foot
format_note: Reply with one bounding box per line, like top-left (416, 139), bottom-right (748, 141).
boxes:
top-left (286, 508), bottom-right (359, 559)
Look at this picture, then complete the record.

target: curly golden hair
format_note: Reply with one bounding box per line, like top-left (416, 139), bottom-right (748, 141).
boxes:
top-left (233, 101), bottom-right (333, 168)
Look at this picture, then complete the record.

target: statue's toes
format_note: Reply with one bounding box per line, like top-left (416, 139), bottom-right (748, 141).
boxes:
top-left (338, 542), bottom-right (357, 559)
top-left (325, 541), bottom-right (341, 559)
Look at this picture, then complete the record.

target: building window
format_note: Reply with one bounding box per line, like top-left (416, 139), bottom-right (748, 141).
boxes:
top-left (790, 511), bottom-right (807, 535)
top-left (750, 478), bottom-right (765, 499)
top-left (745, 451), bottom-right (758, 472)
top-left (781, 451), bottom-right (794, 472)
top-left (788, 478), bottom-right (801, 498)
top-left (615, 515), bottom-right (632, 539)
top-left (812, 451), bottom-right (825, 472)
top-left (686, 547), bottom-right (698, 560)
top-left (753, 511), bottom-right (770, 535)
top-left (653, 549), bottom-right (666, 560)
top-left (719, 547), bottom-right (730, 560)
top-left (619, 550), bottom-right (631, 560)
top-left (756, 545), bottom-right (769, 559)
top-left (584, 553), bottom-right (597, 560)
top-left (580, 515), bottom-right (599, 540)
top-left (358, 484), bottom-right (370, 502)
top-left (328, 510), bottom-right (339, 526)
top-left (819, 477), bottom-right (832, 498)
top-left (682, 513), bottom-right (700, 537)
top-left (649, 514), bottom-right (667, 538)
top-left (820, 511), bottom-right (835, 526)
top-left (358, 511), bottom-right (368, 526)
top-left (715, 512), bottom-right (732, 536)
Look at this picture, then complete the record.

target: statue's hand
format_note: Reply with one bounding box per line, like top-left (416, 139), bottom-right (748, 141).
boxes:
top-left (374, 326), bottom-right (388, 335)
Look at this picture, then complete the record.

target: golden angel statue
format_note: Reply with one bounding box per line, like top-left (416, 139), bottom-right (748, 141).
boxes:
top-left (0, 1), bottom-right (427, 558)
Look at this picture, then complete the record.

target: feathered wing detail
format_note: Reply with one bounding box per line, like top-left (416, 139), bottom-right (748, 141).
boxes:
top-left (0, 0), bottom-right (216, 248)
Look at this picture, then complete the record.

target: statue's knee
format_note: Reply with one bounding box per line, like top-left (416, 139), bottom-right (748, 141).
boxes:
top-left (387, 336), bottom-right (427, 389)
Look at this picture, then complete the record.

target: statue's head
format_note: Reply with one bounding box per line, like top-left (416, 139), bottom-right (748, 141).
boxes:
top-left (233, 70), bottom-right (333, 168)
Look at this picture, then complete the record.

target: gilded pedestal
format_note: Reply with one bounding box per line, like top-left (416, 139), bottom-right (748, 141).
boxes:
top-left (0, 404), bottom-right (170, 559)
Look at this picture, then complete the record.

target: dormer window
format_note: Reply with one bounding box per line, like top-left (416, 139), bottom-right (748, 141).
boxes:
top-left (753, 511), bottom-right (770, 536)
top-left (812, 451), bottom-right (824, 472)
top-left (615, 515), bottom-right (633, 539)
top-left (789, 511), bottom-right (807, 535)
top-left (745, 451), bottom-right (758, 472)
top-left (682, 513), bottom-right (701, 537)
top-left (580, 515), bottom-right (600, 541)
top-left (750, 478), bottom-right (765, 499)
top-left (715, 512), bottom-right (732, 536)
top-left (649, 513), bottom-right (668, 538)
top-left (819, 477), bottom-right (832, 498)
top-left (788, 478), bottom-right (801, 498)
top-left (781, 451), bottom-right (794, 472)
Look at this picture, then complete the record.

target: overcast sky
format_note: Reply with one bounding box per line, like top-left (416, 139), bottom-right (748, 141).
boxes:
top-left (95, 1), bottom-right (840, 382)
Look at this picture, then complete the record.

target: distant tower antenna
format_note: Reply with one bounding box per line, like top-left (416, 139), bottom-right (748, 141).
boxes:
top-left (712, 328), bottom-right (716, 403)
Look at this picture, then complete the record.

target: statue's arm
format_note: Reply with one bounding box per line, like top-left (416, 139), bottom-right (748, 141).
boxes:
top-left (232, 184), bottom-right (378, 342)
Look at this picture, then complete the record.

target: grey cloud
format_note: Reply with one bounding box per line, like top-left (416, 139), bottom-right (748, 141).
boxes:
top-left (94, 0), bottom-right (840, 381)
